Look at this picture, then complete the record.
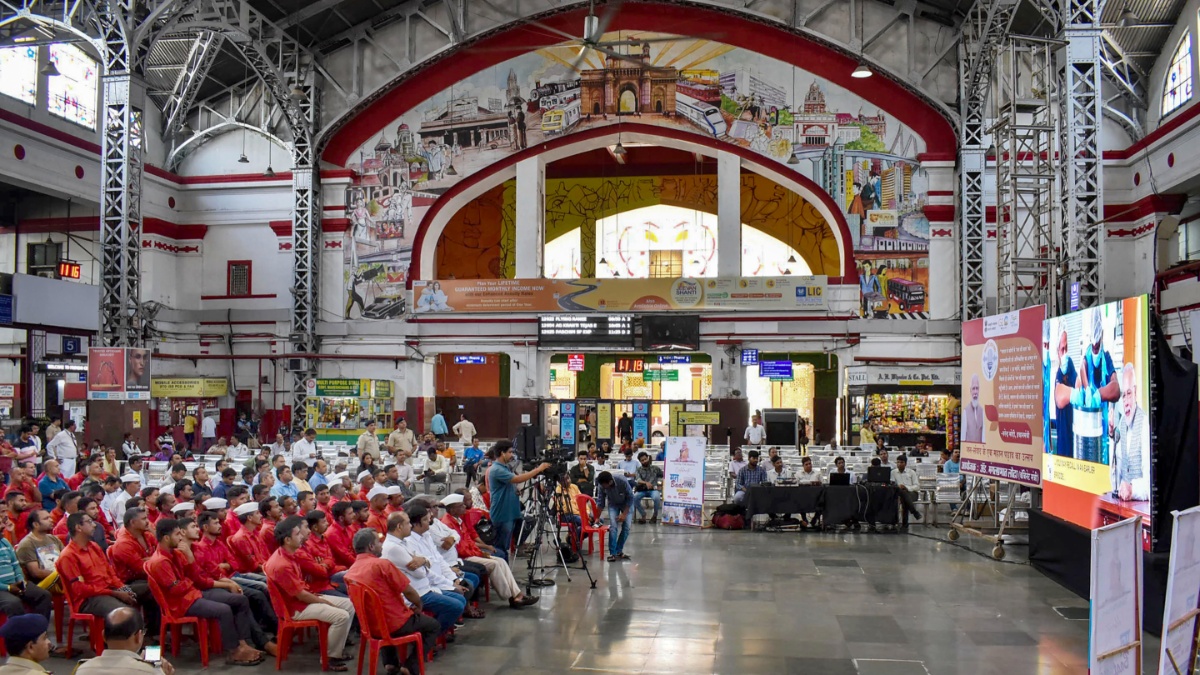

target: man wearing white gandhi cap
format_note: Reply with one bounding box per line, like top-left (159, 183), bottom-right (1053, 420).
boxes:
top-left (438, 491), bottom-right (538, 608)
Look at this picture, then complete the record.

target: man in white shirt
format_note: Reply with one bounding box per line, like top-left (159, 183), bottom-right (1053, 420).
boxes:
top-left (381, 509), bottom-right (465, 635)
top-left (422, 448), bottom-right (450, 495)
top-left (893, 454), bottom-right (922, 527)
top-left (291, 428), bottom-right (319, 461)
top-left (727, 449), bottom-right (747, 479)
top-left (452, 414), bottom-right (477, 444)
top-left (268, 433), bottom-right (289, 458)
top-left (226, 438), bottom-right (251, 462)
top-left (876, 449), bottom-right (893, 468)
top-left (795, 456), bottom-right (822, 485)
top-left (766, 456), bottom-right (792, 484)
top-left (744, 415), bottom-right (766, 447)
top-left (201, 414), bottom-right (217, 451)
top-left (46, 420), bottom-right (79, 477)
top-left (827, 456), bottom-right (855, 485)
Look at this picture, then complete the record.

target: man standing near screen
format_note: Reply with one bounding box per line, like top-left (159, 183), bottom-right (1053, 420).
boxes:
top-left (1071, 311), bottom-right (1120, 464)
top-left (1110, 364), bottom-right (1149, 502)
top-left (1053, 327), bottom-right (1078, 458)
top-left (962, 375), bottom-right (985, 443)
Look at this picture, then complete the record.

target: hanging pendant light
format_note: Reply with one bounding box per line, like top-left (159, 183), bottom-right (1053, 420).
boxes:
top-left (851, 62), bottom-right (873, 79)
top-left (40, 60), bottom-right (59, 77)
top-left (1117, 4), bottom-right (1138, 27)
top-left (787, 254), bottom-right (797, 263)
top-left (851, 1), bottom-right (872, 79)
top-left (612, 141), bottom-right (627, 156)
top-left (263, 165), bottom-right (276, 178)
top-left (237, 153), bottom-right (249, 164)
top-left (289, 85), bottom-right (306, 101)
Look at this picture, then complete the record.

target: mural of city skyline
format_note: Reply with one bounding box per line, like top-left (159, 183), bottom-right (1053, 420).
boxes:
top-left (343, 32), bottom-right (932, 320)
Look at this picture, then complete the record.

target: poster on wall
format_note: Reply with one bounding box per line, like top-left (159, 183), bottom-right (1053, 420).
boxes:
top-left (87, 347), bottom-right (151, 401)
top-left (411, 276), bottom-right (827, 313)
top-left (596, 402), bottom-right (613, 446)
top-left (1043, 295), bottom-right (1153, 549)
top-left (1090, 516), bottom-right (1143, 675)
top-left (958, 305), bottom-right (1046, 487)
top-left (342, 31), bottom-right (932, 319)
top-left (632, 403), bottom-right (650, 444)
top-left (663, 436), bottom-right (705, 527)
top-left (1159, 506), bottom-right (1200, 675)
top-left (560, 401), bottom-right (576, 447)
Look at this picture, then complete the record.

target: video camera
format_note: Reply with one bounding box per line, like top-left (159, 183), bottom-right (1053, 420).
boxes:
top-left (523, 437), bottom-right (573, 481)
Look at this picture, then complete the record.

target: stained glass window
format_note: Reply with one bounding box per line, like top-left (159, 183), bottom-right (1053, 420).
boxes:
top-left (0, 46), bottom-right (37, 105)
top-left (1163, 33), bottom-right (1193, 117)
top-left (47, 44), bottom-right (97, 128)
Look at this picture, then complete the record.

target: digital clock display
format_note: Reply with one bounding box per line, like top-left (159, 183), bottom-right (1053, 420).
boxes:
top-left (615, 358), bottom-right (644, 373)
top-left (58, 261), bottom-right (81, 280)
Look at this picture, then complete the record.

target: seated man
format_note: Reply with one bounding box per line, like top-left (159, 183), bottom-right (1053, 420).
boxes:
top-left (632, 452), bottom-right (663, 524)
top-left (795, 457), bottom-right (821, 485)
top-left (727, 449), bottom-right (748, 483)
top-left (344, 529), bottom-right (440, 674)
top-left (191, 511), bottom-right (277, 639)
top-left (0, 506), bottom-right (51, 623)
top-left (146, 518), bottom-right (264, 665)
top-left (893, 454), bottom-right (923, 528)
top-left (731, 450), bottom-right (769, 505)
top-left (440, 493), bottom-right (535, 608)
top-left (827, 456), bottom-right (855, 484)
top-left (766, 456), bottom-right (792, 484)
top-left (55, 512), bottom-right (141, 620)
top-left (264, 516), bottom-right (357, 671)
top-left (421, 448), bottom-right (449, 496)
top-left (381, 511), bottom-right (466, 635)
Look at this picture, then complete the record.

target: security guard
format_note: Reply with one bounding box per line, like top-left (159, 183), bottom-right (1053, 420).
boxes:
top-left (74, 607), bottom-right (173, 675)
top-left (0, 614), bottom-right (52, 675)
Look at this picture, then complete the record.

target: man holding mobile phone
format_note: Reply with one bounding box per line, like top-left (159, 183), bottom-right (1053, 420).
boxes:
top-left (75, 606), bottom-right (174, 675)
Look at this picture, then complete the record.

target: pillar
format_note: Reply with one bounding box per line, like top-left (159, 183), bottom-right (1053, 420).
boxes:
top-left (515, 156), bottom-right (545, 278)
top-left (717, 152), bottom-right (741, 277)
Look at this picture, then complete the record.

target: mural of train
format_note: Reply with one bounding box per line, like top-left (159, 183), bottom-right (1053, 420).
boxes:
top-left (675, 91), bottom-right (727, 137)
top-left (532, 79), bottom-right (581, 108)
top-left (541, 99), bottom-right (582, 135)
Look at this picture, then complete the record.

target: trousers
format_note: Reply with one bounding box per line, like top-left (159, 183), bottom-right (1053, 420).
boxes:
top-left (465, 556), bottom-right (520, 600)
top-left (190, 589), bottom-right (253, 652)
top-left (420, 590), bottom-right (465, 634)
top-left (423, 473), bottom-right (448, 494)
top-left (633, 490), bottom-right (662, 519)
top-left (0, 585), bottom-right (52, 621)
top-left (492, 519), bottom-right (515, 560)
top-left (294, 595), bottom-right (356, 659)
top-left (382, 613), bottom-right (440, 672)
top-left (607, 507), bottom-right (632, 556)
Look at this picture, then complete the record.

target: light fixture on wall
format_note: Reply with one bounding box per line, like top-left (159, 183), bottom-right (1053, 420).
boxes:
top-left (1117, 4), bottom-right (1138, 27)
top-left (40, 59), bottom-right (59, 78)
top-left (851, 0), bottom-right (873, 79)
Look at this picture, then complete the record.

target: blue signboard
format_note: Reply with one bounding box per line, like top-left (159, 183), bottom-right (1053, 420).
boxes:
top-left (1070, 282), bottom-right (1081, 311)
top-left (657, 355), bottom-right (692, 364)
top-left (632, 402), bottom-right (650, 443)
top-left (741, 349), bottom-right (759, 366)
top-left (62, 337), bottom-right (82, 355)
top-left (758, 360), bottom-right (794, 380)
top-left (454, 355), bottom-right (487, 365)
top-left (560, 401), bottom-right (577, 447)
top-left (0, 295), bottom-right (12, 326)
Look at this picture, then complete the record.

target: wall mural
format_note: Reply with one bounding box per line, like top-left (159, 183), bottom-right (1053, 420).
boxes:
top-left (344, 32), bottom-right (931, 319)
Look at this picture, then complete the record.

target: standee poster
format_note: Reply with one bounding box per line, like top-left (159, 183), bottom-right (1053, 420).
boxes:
top-left (663, 436), bottom-right (705, 528)
top-left (1159, 506), bottom-right (1200, 675)
top-left (1090, 516), bottom-right (1143, 675)
top-left (959, 305), bottom-right (1046, 486)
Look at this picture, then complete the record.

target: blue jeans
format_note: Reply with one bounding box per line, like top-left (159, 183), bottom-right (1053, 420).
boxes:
top-left (633, 490), bottom-right (661, 519)
top-left (460, 572), bottom-right (479, 598)
top-left (421, 590), bottom-right (466, 634)
top-left (607, 507), bottom-right (632, 556)
top-left (493, 519), bottom-right (516, 559)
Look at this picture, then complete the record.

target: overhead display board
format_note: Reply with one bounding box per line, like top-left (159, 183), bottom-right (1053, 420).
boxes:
top-left (538, 314), bottom-right (634, 347)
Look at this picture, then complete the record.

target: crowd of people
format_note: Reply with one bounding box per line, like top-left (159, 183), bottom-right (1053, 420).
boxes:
top-left (0, 415), bottom-right (568, 675)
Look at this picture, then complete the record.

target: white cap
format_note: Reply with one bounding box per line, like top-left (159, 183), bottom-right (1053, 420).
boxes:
top-left (120, 473), bottom-right (141, 484)
top-left (202, 498), bottom-right (227, 510)
top-left (385, 485), bottom-right (402, 496)
top-left (233, 502), bottom-right (259, 517)
top-left (171, 503), bottom-right (195, 514)
top-left (332, 472), bottom-right (349, 481)
top-left (440, 493), bottom-right (464, 506)
top-left (366, 485), bottom-right (388, 500)
top-left (357, 470), bottom-right (372, 481)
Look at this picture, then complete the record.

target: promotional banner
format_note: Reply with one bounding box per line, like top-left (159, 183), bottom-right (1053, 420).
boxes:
top-left (87, 347), bottom-right (151, 401)
top-left (1043, 295), bottom-right (1152, 548)
top-left (596, 402), bottom-right (613, 446)
top-left (560, 401), bottom-right (577, 448)
top-left (663, 436), bottom-right (705, 527)
top-left (150, 378), bottom-right (229, 398)
top-left (1160, 506), bottom-right (1200, 675)
top-left (1090, 516), bottom-right (1143, 675)
top-left (411, 275), bottom-right (828, 313)
top-left (959, 305), bottom-right (1046, 487)
top-left (632, 402), bottom-right (650, 444)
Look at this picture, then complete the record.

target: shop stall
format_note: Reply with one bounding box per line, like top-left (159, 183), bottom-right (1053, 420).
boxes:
top-left (150, 377), bottom-right (230, 450)
top-left (844, 365), bottom-right (960, 453)
top-left (304, 378), bottom-right (394, 442)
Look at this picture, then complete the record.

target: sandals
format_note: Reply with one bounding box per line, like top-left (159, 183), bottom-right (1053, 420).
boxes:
top-left (228, 654), bottom-right (265, 667)
top-left (607, 555), bottom-right (617, 562)
top-left (464, 605), bottom-right (486, 619)
top-left (325, 662), bottom-right (349, 672)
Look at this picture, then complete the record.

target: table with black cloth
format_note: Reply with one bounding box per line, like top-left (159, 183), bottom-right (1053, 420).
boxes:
top-left (741, 484), bottom-right (899, 529)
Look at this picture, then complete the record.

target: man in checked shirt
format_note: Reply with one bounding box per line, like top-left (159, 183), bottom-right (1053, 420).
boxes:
top-left (1110, 363), bottom-right (1150, 502)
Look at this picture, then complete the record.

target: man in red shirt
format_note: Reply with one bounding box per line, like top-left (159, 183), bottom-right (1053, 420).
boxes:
top-left (5, 492), bottom-right (31, 544)
top-left (64, 456), bottom-right (93, 491)
top-left (264, 516), bottom-right (356, 671)
top-left (385, 485), bottom-right (405, 515)
top-left (55, 512), bottom-right (140, 619)
top-left (324, 502), bottom-right (358, 569)
top-left (349, 501), bottom-right (369, 537)
top-left (299, 511), bottom-right (347, 596)
top-left (257, 497), bottom-right (283, 554)
top-left (314, 484), bottom-right (334, 519)
top-left (191, 511), bottom-right (277, 634)
top-left (364, 487), bottom-right (389, 534)
top-left (223, 485), bottom-right (250, 540)
top-left (344, 528), bottom-right (439, 674)
top-left (297, 491), bottom-right (316, 516)
top-left (355, 471), bottom-right (375, 502)
top-left (108, 507), bottom-right (156, 586)
top-left (228, 502), bottom-right (271, 575)
top-left (140, 486), bottom-right (160, 523)
top-left (9, 466), bottom-right (41, 511)
top-left (153, 492), bottom-right (176, 525)
top-left (146, 518), bottom-right (264, 665)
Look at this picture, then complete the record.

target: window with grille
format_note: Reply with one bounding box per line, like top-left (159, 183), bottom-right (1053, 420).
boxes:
top-left (228, 261), bottom-right (252, 296)
top-left (649, 250), bottom-right (683, 278)
top-left (26, 242), bottom-right (61, 277)
top-left (1163, 32), bottom-right (1193, 117)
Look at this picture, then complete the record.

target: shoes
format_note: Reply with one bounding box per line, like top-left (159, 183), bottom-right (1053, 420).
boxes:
top-left (650, 517), bottom-right (658, 524)
top-left (509, 595), bottom-right (539, 609)
top-left (607, 555), bottom-right (617, 562)
top-left (637, 519), bottom-right (646, 524)
top-left (618, 553), bottom-right (631, 561)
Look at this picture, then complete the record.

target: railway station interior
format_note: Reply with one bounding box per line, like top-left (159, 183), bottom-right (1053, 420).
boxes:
top-left (5, 0), bottom-right (1200, 673)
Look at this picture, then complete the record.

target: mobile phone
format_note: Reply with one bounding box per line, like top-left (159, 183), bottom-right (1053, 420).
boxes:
top-left (143, 645), bottom-right (161, 664)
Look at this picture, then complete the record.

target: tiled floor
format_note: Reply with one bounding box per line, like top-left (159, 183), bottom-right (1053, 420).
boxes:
top-left (38, 525), bottom-right (1159, 674)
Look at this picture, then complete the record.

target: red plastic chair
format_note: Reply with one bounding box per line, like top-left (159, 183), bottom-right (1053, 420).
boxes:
top-left (266, 577), bottom-right (330, 671)
top-left (346, 580), bottom-right (425, 675)
top-left (144, 566), bottom-right (221, 666)
top-left (57, 576), bottom-right (105, 657)
top-left (574, 494), bottom-right (609, 556)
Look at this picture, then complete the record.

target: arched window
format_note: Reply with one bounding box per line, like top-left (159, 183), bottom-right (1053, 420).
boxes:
top-left (1163, 33), bottom-right (1193, 117)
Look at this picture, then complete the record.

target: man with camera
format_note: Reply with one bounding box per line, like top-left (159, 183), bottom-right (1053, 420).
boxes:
top-left (486, 441), bottom-right (552, 558)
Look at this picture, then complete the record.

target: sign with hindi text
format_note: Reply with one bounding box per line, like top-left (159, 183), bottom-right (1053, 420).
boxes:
top-left (663, 436), bottom-right (705, 527)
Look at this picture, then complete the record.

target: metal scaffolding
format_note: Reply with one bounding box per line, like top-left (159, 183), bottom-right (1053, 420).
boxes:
top-left (289, 76), bottom-right (321, 427)
top-left (992, 36), bottom-right (1061, 315)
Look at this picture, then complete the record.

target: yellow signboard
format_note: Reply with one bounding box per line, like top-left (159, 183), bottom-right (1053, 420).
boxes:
top-left (677, 411), bottom-right (721, 425)
top-left (150, 378), bottom-right (229, 398)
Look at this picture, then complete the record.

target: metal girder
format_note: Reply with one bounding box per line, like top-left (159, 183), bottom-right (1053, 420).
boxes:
top-left (161, 30), bottom-right (223, 139)
top-left (167, 120), bottom-right (286, 170)
top-left (289, 78), bottom-right (321, 428)
top-left (1098, 30), bottom-right (1146, 109)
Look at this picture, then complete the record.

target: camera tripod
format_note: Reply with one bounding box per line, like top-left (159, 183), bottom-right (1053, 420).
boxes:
top-left (518, 476), bottom-right (596, 592)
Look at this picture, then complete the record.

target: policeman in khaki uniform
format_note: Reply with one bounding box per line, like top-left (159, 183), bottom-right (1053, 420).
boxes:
top-left (0, 614), bottom-right (52, 675)
top-left (74, 607), bottom-right (174, 675)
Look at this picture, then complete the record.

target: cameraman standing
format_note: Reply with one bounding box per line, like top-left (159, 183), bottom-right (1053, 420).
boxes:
top-left (487, 441), bottom-right (551, 559)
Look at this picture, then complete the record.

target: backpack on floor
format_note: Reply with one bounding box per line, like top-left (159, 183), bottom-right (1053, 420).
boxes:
top-left (712, 513), bottom-right (745, 530)
top-left (714, 503), bottom-right (745, 516)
